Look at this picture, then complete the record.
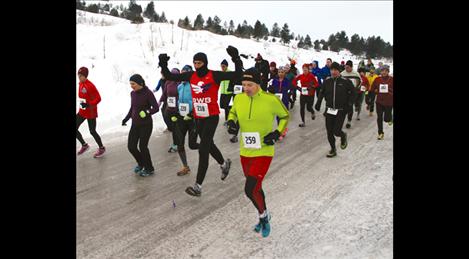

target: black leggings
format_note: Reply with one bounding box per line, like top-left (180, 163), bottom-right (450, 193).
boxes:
top-left (376, 103), bottom-right (393, 134)
top-left (348, 92), bottom-right (365, 121)
top-left (300, 94), bottom-right (315, 123)
top-left (76, 114), bottom-right (103, 148)
top-left (175, 115), bottom-right (199, 167)
top-left (325, 110), bottom-right (347, 151)
top-left (162, 105), bottom-right (175, 133)
top-left (128, 123), bottom-right (154, 171)
top-left (220, 94), bottom-right (233, 122)
top-left (365, 92), bottom-right (376, 112)
top-left (195, 115), bottom-right (225, 185)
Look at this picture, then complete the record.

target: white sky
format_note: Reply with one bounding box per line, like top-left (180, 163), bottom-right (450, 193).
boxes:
top-left (91, 1), bottom-right (393, 43)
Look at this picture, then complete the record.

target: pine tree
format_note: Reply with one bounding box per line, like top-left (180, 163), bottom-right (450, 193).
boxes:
top-left (110, 8), bottom-right (119, 17)
top-left (194, 14), bottom-right (204, 30)
top-left (160, 12), bottom-right (167, 23)
top-left (280, 23), bottom-right (290, 44)
top-left (183, 16), bottom-right (191, 29)
top-left (87, 4), bottom-right (99, 13)
top-left (304, 35), bottom-right (312, 48)
top-left (212, 15), bottom-right (222, 33)
top-left (253, 20), bottom-right (263, 40)
top-left (321, 39), bottom-right (328, 50)
top-left (297, 36), bottom-right (305, 49)
top-left (205, 17), bottom-right (213, 30)
top-left (271, 22), bottom-right (280, 37)
top-left (143, 1), bottom-right (156, 19)
top-left (314, 40), bottom-right (321, 51)
top-left (229, 20), bottom-right (235, 34)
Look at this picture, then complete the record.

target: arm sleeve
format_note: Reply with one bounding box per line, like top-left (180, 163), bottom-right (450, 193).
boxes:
top-left (160, 83), bottom-right (167, 103)
top-left (87, 82), bottom-right (101, 106)
top-left (161, 66), bottom-right (192, 82)
top-left (212, 57), bottom-right (243, 84)
top-left (124, 106), bottom-right (132, 121)
top-left (148, 91), bottom-right (160, 115)
top-left (274, 97), bottom-right (290, 133)
top-left (227, 95), bottom-right (238, 122)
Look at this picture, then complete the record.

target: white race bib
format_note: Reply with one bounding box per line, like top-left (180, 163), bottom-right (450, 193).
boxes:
top-left (193, 103), bottom-right (209, 117)
top-left (301, 87), bottom-right (309, 95)
top-left (360, 85), bottom-right (367, 92)
top-left (167, 97), bottom-right (176, 108)
top-left (242, 132), bottom-right (262, 149)
top-left (327, 107), bottom-right (338, 115)
top-left (79, 98), bottom-right (86, 110)
top-left (379, 84), bottom-right (389, 93)
top-left (178, 103), bottom-right (189, 116)
top-left (233, 85), bottom-right (243, 94)
top-left (275, 93), bottom-right (283, 100)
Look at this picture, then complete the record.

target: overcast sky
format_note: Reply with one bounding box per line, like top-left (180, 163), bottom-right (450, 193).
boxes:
top-left (100, 1), bottom-right (393, 43)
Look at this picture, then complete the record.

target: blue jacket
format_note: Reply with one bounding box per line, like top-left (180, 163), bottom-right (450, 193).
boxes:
top-left (319, 65), bottom-right (331, 81)
top-left (177, 81), bottom-right (193, 114)
top-left (311, 60), bottom-right (323, 85)
top-left (269, 78), bottom-right (291, 108)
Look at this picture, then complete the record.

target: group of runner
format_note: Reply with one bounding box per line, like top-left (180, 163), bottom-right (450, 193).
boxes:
top-left (76, 46), bottom-right (393, 238)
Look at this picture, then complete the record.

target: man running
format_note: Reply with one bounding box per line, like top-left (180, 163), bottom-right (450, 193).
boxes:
top-left (254, 53), bottom-right (270, 91)
top-left (160, 68), bottom-right (181, 153)
top-left (158, 46), bottom-right (242, 197)
top-left (311, 60), bottom-right (323, 98)
top-left (226, 68), bottom-right (290, 238)
top-left (292, 64), bottom-right (319, 127)
top-left (357, 68), bottom-right (370, 121)
top-left (370, 65), bottom-right (393, 140)
top-left (315, 62), bottom-right (356, 158)
top-left (76, 67), bottom-right (106, 158)
top-left (268, 61), bottom-right (278, 80)
top-left (341, 60), bottom-right (362, 128)
top-left (365, 68), bottom-right (379, 116)
top-left (219, 59), bottom-right (234, 126)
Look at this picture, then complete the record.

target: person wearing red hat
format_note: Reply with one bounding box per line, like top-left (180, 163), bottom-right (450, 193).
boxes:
top-left (76, 67), bottom-right (106, 158)
top-left (292, 64), bottom-right (319, 127)
top-left (268, 61), bottom-right (278, 80)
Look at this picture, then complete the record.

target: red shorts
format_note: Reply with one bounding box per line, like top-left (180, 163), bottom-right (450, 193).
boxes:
top-left (240, 156), bottom-right (273, 179)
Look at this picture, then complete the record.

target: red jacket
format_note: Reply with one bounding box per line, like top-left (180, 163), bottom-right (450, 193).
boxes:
top-left (292, 73), bottom-right (319, 96)
top-left (370, 76), bottom-right (393, 107)
top-left (189, 70), bottom-right (220, 119)
top-left (360, 75), bottom-right (370, 93)
top-left (78, 79), bottom-right (101, 119)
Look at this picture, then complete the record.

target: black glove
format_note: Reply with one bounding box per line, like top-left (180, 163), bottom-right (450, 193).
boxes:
top-left (158, 53), bottom-right (170, 67)
top-left (227, 120), bottom-right (239, 135)
top-left (240, 54), bottom-right (248, 59)
top-left (122, 119), bottom-right (128, 126)
top-left (263, 130), bottom-right (281, 145)
top-left (315, 102), bottom-right (321, 112)
top-left (226, 46), bottom-right (239, 59)
top-left (80, 102), bottom-right (89, 109)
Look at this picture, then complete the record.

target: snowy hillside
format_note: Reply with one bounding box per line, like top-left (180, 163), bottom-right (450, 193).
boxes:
top-left (76, 10), bottom-right (392, 140)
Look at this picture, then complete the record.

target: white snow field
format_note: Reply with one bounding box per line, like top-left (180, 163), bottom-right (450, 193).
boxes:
top-left (77, 10), bottom-right (393, 259)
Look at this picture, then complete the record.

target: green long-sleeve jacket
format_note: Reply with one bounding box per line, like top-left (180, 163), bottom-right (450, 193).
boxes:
top-left (228, 89), bottom-right (289, 157)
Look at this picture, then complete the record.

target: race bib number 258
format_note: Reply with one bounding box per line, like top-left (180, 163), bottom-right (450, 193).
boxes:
top-left (194, 103), bottom-right (209, 117)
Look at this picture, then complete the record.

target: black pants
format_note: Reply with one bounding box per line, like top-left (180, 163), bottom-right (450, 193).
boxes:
top-left (348, 92), bottom-right (365, 121)
top-left (300, 95), bottom-right (315, 123)
top-left (175, 115), bottom-right (199, 150)
top-left (376, 103), bottom-right (393, 134)
top-left (162, 105), bottom-right (175, 132)
top-left (166, 111), bottom-right (179, 145)
top-left (365, 92), bottom-right (376, 112)
top-left (76, 114), bottom-right (103, 148)
top-left (195, 115), bottom-right (225, 185)
top-left (325, 109), bottom-right (347, 151)
top-left (220, 94), bottom-right (233, 121)
top-left (289, 90), bottom-right (297, 108)
top-left (128, 123), bottom-right (154, 171)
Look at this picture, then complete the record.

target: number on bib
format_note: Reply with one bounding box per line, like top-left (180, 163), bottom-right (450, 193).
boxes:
top-left (379, 84), bottom-right (389, 93)
top-left (242, 132), bottom-right (261, 149)
top-left (360, 85), bottom-right (367, 92)
top-left (194, 103), bottom-right (209, 117)
top-left (167, 97), bottom-right (176, 108)
top-left (327, 107), bottom-right (338, 115)
top-left (179, 103), bottom-right (189, 116)
top-left (234, 85), bottom-right (243, 94)
top-left (79, 98), bottom-right (86, 110)
top-left (301, 87), bottom-right (309, 95)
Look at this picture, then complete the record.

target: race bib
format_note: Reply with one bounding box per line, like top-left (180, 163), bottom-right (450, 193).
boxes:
top-left (233, 85), bottom-right (243, 94)
top-left (167, 97), bottom-right (176, 108)
top-left (360, 85), bottom-right (367, 92)
top-left (242, 132), bottom-right (261, 149)
top-left (379, 84), bottom-right (389, 93)
top-left (327, 107), bottom-right (338, 115)
top-left (301, 87), bottom-right (309, 95)
top-left (275, 93), bottom-right (283, 99)
top-left (79, 98), bottom-right (86, 110)
top-left (178, 103), bottom-right (189, 116)
top-left (194, 103), bottom-right (209, 117)
top-left (297, 80), bottom-right (302, 87)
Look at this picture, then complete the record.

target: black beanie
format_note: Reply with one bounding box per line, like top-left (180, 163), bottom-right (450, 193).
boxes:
top-left (130, 74), bottom-right (145, 86)
top-left (345, 60), bottom-right (353, 67)
top-left (221, 59), bottom-right (228, 66)
top-left (330, 62), bottom-right (341, 71)
top-left (193, 52), bottom-right (208, 65)
top-left (242, 67), bottom-right (261, 84)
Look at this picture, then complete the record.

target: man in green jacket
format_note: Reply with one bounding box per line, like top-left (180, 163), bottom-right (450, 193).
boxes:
top-left (226, 68), bottom-right (290, 238)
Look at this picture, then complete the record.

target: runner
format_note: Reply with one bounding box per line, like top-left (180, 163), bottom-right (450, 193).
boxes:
top-left (311, 60), bottom-right (323, 98)
top-left (268, 65), bottom-right (291, 139)
top-left (369, 65), bottom-right (393, 140)
top-left (285, 62), bottom-right (298, 109)
top-left (254, 53), bottom-right (270, 91)
top-left (122, 74), bottom-right (159, 176)
top-left (76, 67), bottom-right (106, 158)
top-left (340, 60), bottom-right (362, 129)
top-left (219, 59), bottom-right (234, 126)
top-left (315, 62), bottom-right (356, 158)
top-left (173, 65), bottom-right (200, 176)
top-left (158, 45), bottom-right (242, 197)
top-left (375, 61), bottom-right (385, 75)
top-left (356, 68), bottom-right (370, 121)
top-left (365, 68), bottom-right (379, 116)
top-left (339, 61), bottom-right (346, 72)
top-left (292, 63), bottom-right (319, 127)
top-left (364, 58), bottom-right (375, 72)
top-left (226, 67), bottom-right (290, 238)
top-left (160, 68), bottom-right (181, 153)
top-left (268, 61), bottom-right (278, 80)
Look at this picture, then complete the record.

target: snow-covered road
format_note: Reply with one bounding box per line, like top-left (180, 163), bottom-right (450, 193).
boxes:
top-left (77, 102), bottom-right (393, 259)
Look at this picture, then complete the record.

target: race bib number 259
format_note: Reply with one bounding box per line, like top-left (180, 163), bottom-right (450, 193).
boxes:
top-left (242, 132), bottom-right (261, 149)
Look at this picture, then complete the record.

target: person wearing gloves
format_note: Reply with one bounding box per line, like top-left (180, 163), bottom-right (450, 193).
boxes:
top-left (160, 68), bottom-right (181, 153)
top-left (122, 74), bottom-right (159, 177)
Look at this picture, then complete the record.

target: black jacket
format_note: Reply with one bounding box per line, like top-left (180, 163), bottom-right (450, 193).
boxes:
top-left (255, 59), bottom-right (270, 83)
top-left (317, 76), bottom-right (356, 110)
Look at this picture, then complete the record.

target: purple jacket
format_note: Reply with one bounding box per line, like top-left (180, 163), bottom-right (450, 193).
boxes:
top-left (160, 80), bottom-right (180, 114)
top-left (124, 86), bottom-right (159, 126)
